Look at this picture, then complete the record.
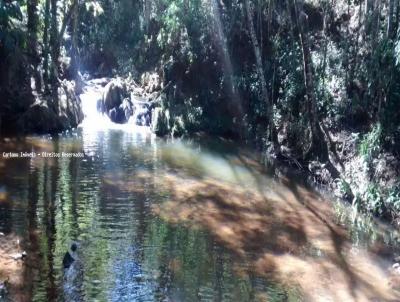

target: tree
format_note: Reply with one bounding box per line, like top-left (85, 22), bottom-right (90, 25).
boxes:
top-left (27, 0), bottom-right (41, 90)
top-left (70, 0), bottom-right (80, 78)
top-left (50, 0), bottom-right (59, 92)
top-left (42, 0), bottom-right (51, 90)
top-left (292, 0), bottom-right (327, 160)
top-left (245, 0), bottom-right (276, 144)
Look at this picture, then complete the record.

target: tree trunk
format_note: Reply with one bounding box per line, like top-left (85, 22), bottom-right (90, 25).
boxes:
top-left (27, 0), bottom-right (41, 91)
top-left (394, 0), bottom-right (400, 37)
top-left (50, 0), bottom-right (59, 90)
top-left (70, 0), bottom-right (79, 79)
top-left (387, 0), bottom-right (394, 39)
top-left (43, 0), bottom-right (51, 90)
top-left (293, 0), bottom-right (327, 160)
top-left (245, 0), bottom-right (276, 143)
top-left (49, 0), bottom-right (61, 115)
top-left (364, 0), bottom-right (374, 36)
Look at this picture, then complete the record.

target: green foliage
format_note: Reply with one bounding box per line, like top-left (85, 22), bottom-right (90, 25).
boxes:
top-left (363, 184), bottom-right (385, 216)
top-left (0, 0), bottom-right (24, 52)
top-left (359, 123), bottom-right (382, 162)
top-left (387, 185), bottom-right (400, 213)
top-left (337, 178), bottom-right (351, 197)
top-left (0, 0), bottom-right (22, 28)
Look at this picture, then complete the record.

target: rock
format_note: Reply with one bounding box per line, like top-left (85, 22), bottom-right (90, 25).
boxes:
top-left (100, 78), bottom-right (133, 123)
top-left (108, 101), bottom-right (132, 124)
top-left (134, 104), bottom-right (151, 126)
top-left (58, 80), bottom-right (84, 127)
top-left (109, 108), bottom-right (117, 123)
top-left (151, 107), bottom-right (169, 136)
top-left (101, 79), bottom-right (127, 113)
top-left (119, 98), bottom-right (133, 123)
top-left (89, 77), bottom-right (110, 87)
top-left (18, 102), bottom-right (63, 133)
top-left (17, 80), bottom-right (83, 134)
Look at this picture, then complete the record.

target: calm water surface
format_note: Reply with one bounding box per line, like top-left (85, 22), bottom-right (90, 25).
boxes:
top-left (1, 89), bottom-right (400, 302)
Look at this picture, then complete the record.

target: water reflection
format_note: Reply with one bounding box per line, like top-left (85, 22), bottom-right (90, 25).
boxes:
top-left (0, 130), bottom-right (399, 301)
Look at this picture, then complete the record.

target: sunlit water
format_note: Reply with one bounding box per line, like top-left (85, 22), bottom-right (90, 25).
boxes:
top-left (1, 86), bottom-right (400, 302)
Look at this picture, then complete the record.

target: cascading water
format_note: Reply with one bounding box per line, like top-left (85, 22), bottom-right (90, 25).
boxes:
top-left (129, 93), bottom-right (151, 126)
top-left (78, 79), bottom-right (151, 131)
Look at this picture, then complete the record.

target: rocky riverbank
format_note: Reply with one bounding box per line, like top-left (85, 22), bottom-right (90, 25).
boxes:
top-left (0, 79), bottom-right (84, 136)
top-left (300, 127), bottom-right (400, 226)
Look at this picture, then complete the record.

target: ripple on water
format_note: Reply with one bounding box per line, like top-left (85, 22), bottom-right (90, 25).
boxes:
top-left (0, 126), bottom-right (399, 301)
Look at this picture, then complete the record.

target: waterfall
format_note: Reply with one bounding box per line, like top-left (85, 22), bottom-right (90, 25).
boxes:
top-left (78, 79), bottom-right (151, 132)
top-left (79, 85), bottom-right (112, 129)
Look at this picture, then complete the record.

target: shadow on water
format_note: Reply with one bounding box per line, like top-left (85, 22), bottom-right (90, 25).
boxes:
top-left (0, 132), bottom-right (400, 301)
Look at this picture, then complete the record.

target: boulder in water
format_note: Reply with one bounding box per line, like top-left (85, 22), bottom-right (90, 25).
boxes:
top-left (119, 98), bottom-right (133, 123)
top-left (134, 104), bottom-right (151, 126)
top-left (101, 79), bottom-right (127, 113)
top-left (109, 102), bottom-right (132, 124)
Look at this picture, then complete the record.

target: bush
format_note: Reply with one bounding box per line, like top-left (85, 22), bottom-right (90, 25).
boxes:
top-left (359, 123), bottom-right (382, 162)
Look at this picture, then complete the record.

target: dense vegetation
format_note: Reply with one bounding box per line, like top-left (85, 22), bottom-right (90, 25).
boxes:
top-left (1, 0), bottom-right (400, 222)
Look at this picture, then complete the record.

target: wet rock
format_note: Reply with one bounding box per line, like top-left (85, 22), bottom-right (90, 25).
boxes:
top-left (108, 107), bottom-right (123, 124)
top-left (119, 98), bottom-right (133, 123)
top-left (134, 104), bottom-right (151, 126)
top-left (88, 77), bottom-right (111, 87)
top-left (101, 79), bottom-right (127, 113)
top-left (108, 108), bottom-right (117, 123)
top-left (99, 78), bottom-right (135, 123)
top-left (58, 80), bottom-right (85, 128)
top-left (151, 107), bottom-right (169, 136)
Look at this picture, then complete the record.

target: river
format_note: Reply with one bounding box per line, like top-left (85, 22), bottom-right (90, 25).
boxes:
top-left (0, 84), bottom-right (400, 302)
